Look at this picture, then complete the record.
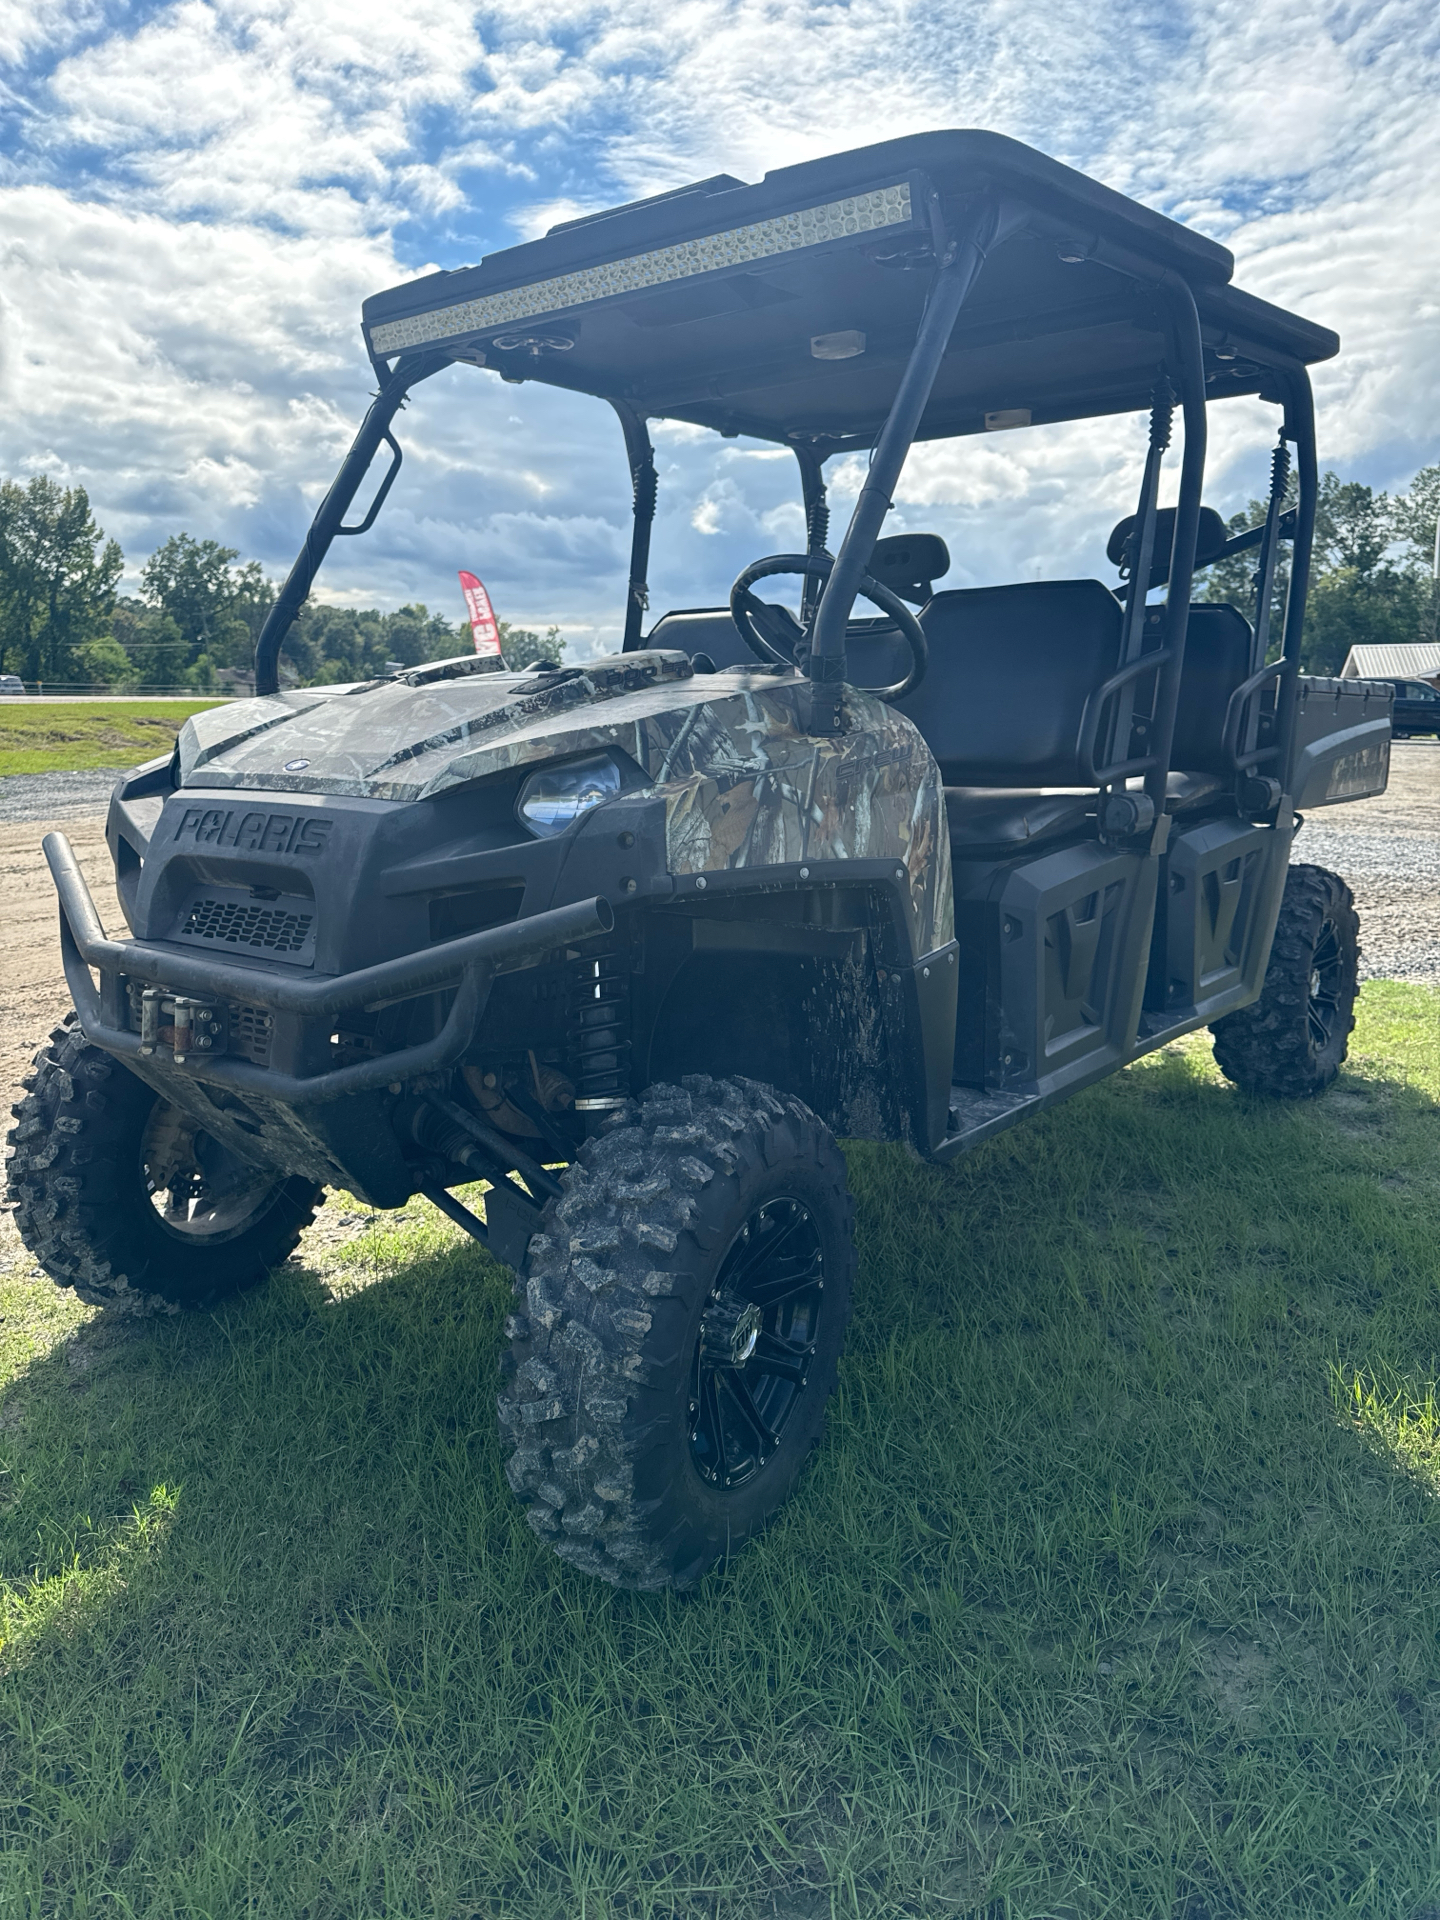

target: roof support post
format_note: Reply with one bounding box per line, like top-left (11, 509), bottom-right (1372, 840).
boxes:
top-left (1139, 274), bottom-right (1208, 816)
top-left (612, 401), bottom-right (657, 653)
top-left (1271, 365), bottom-right (1318, 798)
top-left (1248, 434), bottom-right (1292, 677)
top-left (253, 353), bottom-right (446, 696)
top-left (802, 198), bottom-right (1004, 733)
top-left (793, 445), bottom-right (830, 629)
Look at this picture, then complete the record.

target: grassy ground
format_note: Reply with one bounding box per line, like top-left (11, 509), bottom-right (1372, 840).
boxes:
top-left (0, 701), bottom-right (226, 776)
top-left (2, 986), bottom-right (1440, 1917)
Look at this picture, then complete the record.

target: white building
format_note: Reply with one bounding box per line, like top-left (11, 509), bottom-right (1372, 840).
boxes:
top-left (1339, 642), bottom-right (1440, 687)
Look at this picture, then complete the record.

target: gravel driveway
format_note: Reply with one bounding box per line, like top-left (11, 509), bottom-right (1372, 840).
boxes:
top-left (0, 767), bottom-right (126, 823)
top-left (1296, 739), bottom-right (1440, 984)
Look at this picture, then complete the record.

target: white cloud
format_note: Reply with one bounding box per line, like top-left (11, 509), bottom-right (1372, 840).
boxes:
top-left (0, 0), bottom-right (103, 69)
top-left (0, 0), bottom-right (1436, 646)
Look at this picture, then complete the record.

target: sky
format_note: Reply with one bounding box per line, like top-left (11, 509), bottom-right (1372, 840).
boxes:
top-left (1, 0), bottom-right (1438, 654)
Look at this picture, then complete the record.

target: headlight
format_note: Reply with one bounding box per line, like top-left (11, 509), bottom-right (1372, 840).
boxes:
top-left (516, 753), bottom-right (622, 837)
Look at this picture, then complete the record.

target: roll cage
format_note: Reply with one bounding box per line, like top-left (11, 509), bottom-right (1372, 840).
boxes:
top-left (253, 129), bottom-right (1338, 810)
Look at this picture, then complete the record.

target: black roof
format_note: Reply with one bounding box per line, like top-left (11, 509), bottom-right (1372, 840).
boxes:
top-left (363, 131), bottom-right (1339, 451)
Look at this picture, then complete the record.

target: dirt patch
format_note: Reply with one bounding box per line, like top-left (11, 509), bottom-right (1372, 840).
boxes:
top-left (0, 808), bottom-right (128, 1114)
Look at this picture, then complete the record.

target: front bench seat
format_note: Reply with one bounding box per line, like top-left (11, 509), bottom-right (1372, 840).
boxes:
top-left (651, 587), bottom-right (1254, 855)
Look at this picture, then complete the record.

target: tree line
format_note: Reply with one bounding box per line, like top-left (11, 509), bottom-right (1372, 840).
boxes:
top-left (0, 477), bottom-right (563, 690)
top-left (1, 464), bottom-right (1437, 691)
top-left (1201, 466), bottom-right (1440, 669)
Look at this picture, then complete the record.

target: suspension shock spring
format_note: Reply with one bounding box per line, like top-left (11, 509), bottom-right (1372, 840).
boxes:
top-left (567, 943), bottom-right (632, 1111)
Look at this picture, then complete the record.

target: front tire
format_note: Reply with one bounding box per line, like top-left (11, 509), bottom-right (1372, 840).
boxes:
top-left (1210, 863), bottom-right (1360, 1098)
top-left (499, 1076), bottom-right (856, 1590)
top-left (6, 1018), bottom-right (322, 1309)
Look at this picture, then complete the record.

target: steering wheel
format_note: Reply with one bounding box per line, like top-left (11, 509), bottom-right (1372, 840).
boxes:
top-left (728, 553), bottom-right (928, 702)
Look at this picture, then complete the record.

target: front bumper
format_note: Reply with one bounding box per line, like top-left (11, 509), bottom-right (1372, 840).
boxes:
top-left (44, 831), bottom-right (613, 1106)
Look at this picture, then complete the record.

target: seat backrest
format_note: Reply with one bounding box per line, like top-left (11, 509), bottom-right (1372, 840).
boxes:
top-left (892, 580), bottom-right (1124, 787)
top-left (1170, 603), bottom-right (1253, 774)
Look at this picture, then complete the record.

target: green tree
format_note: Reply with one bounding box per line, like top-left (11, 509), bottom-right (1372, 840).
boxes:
top-left (387, 603), bottom-right (467, 667)
top-left (1204, 471), bottom-right (1433, 674)
top-left (1200, 500), bottom-right (1293, 627)
top-left (1394, 463), bottom-right (1440, 643)
top-left (500, 623), bottom-right (565, 670)
top-left (0, 477), bottom-right (123, 681)
top-left (140, 535), bottom-right (274, 671)
top-left (75, 635), bottom-right (132, 686)
top-left (1300, 473), bottom-right (1425, 673)
top-left (289, 601), bottom-right (477, 685)
top-left (113, 597), bottom-right (189, 688)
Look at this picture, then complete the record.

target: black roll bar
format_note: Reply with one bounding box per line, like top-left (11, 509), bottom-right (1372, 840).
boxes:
top-left (613, 400), bottom-right (658, 652)
top-left (793, 445), bottom-right (830, 629)
top-left (1271, 364), bottom-right (1320, 798)
top-left (1139, 273), bottom-right (1209, 817)
top-left (253, 350), bottom-right (449, 696)
top-left (805, 195), bottom-right (1011, 731)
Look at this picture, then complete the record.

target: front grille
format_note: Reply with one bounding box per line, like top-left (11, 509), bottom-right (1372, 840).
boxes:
top-left (180, 896), bottom-right (313, 955)
top-left (230, 1003), bottom-right (274, 1066)
top-left (172, 885), bottom-right (317, 965)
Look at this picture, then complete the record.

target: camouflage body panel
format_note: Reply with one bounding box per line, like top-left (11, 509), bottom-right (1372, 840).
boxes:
top-left (180, 650), bottom-right (953, 957)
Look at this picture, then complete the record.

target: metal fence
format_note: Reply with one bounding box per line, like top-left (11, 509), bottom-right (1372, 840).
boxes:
top-left (0, 683), bottom-right (238, 698)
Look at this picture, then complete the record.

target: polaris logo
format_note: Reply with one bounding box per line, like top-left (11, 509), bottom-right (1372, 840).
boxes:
top-left (173, 807), bottom-right (334, 855)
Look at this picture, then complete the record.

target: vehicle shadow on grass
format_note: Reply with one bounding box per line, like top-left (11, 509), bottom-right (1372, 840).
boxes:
top-left (3, 1024), bottom-right (1440, 1916)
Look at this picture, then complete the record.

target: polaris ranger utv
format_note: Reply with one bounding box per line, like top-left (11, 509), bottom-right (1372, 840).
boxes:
top-left (9, 132), bottom-right (1391, 1591)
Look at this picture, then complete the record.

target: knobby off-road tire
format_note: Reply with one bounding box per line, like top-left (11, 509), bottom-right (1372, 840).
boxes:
top-left (6, 1016), bottom-right (322, 1311)
top-left (499, 1076), bottom-right (857, 1591)
top-left (1210, 863), bottom-right (1360, 1099)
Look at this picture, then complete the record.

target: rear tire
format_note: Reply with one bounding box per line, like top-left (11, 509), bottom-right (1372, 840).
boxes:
top-left (499, 1075), bottom-right (856, 1590)
top-left (1210, 863), bottom-right (1360, 1099)
top-left (6, 1017), bottom-right (321, 1310)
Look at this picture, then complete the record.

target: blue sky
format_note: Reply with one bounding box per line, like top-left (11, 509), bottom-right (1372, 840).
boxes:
top-left (2, 0), bottom-right (1438, 653)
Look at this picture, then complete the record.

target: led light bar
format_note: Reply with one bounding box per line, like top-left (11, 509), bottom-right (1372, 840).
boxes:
top-left (369, 182), bottom-right (915, 356)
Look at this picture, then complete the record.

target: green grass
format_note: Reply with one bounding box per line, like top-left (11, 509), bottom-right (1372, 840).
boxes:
top-left (3, 986), bottom-right (1440, 1917)
top-left (0, 700), bottom-right (226, 776)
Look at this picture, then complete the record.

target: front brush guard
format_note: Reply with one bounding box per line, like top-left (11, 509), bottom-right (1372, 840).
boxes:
top-left (43, 830), bottom-right (614, 1106)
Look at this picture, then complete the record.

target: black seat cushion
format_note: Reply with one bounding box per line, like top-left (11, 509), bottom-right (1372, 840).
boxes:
top-left (945, 769), bottom-right (1228, 863)
top-left (945, 788), bottom-right (1094, 857)
top-left (894, 580), bottom-right (1123, 787)
top-left (1162, 768), bottom-right (1227, 811)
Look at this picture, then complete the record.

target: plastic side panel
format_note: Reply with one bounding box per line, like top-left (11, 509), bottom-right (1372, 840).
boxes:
top-left (1288, 677), bottom-right (1392, 808)
top-left (990, 842), bottom-right (1148, 1099)
top-left (1153, 819), bottom-right (1277, 1024)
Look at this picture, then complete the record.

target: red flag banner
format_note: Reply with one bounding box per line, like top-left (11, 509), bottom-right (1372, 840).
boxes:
top-left (458, 571), bottom-right (503, 658)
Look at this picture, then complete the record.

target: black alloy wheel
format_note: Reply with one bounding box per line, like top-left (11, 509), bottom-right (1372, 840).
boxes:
top-left (501, 1076), bottom-right (857, 1590)
top-left (1210, 863), bottom-right (1360, 1099)
top-left (1304, 915), bottom-right (1347, 1058)
top-left (7, 1016), bottom-right (321, 1309)
top-left (688, 1197), bottom-right (825, 1492)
